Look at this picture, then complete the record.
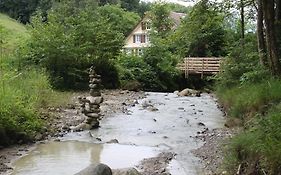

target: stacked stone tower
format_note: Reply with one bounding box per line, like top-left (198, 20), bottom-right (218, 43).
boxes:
top-left (76, 66), bottom-right (103, 130)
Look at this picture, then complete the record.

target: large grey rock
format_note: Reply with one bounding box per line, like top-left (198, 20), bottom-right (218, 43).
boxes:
top-left (112, 168), bottom-right (141, 175)
top-left (177, 88), bottom-right (201, 97)
top-left (75, 163), bottom-right (112, 175)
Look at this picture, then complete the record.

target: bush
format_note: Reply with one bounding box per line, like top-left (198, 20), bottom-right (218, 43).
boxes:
top-left (19, 1), bottom-right (125, 90)
top-left (0, 68), bottom-right (47, 145)
top-left (116, 54), bottom-right (161, 91)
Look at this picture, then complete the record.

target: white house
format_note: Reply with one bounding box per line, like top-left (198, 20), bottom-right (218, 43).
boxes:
top-left (123, 12), bottom-right (186, 56)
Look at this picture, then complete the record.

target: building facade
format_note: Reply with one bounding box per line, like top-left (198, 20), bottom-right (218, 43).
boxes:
top-left (123, 12), bottom-right (185, 56)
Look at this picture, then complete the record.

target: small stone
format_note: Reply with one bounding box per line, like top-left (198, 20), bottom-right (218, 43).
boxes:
top-left (90, 91), bottom-right (102, 97)
top-left (96, 137), bottom-right (102, 141)
top-left (197, 122), bottom-right (206, 126)
top-left (106, 139), bottom-right (119, 144)
top-left (86, 113), bottom-right (100, 118)
top-left (87, 96), bottom-right (103, 105)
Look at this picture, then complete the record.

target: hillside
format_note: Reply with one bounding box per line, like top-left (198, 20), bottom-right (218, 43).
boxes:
top-left (0, 13), bottom-right (28, 53)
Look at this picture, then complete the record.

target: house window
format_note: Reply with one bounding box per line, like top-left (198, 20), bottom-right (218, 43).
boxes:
top-left (145, 22), bottom-right (151, 30)
top-left (133, 34), bottom-right (146, 43)
top-left (138, 49), bottom-right (143, 56)
top-left (141, 21), bottom-right (151, 30)
top-left (146, 35), bottom-right (150, 43)
top-left (133, 35), bottom-right (141, 43)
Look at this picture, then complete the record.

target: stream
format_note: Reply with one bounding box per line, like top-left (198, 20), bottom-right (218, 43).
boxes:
top-left (10, 92), bottom-right (225, 175)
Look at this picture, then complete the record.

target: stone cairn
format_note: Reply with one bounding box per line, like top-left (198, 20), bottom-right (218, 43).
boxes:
top-left (73, 66), bottom-right (103, 131)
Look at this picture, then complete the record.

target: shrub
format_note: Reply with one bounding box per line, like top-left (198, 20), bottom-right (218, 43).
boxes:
top-left (116, 54), bottom-right (161, 91)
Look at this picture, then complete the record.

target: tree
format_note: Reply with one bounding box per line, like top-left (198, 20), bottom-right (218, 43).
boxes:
top-left (0, 0), bottom-right (52, 23)
top-left (175, 0), bottom-right (226, 57)
top-left (260, 0), bottom-right (281, 75)
top-left (120, 0), bottom-right (140, 12)
top-left (21, 0), bottom-right (124, 89)
top-left (150, 2), bottom-right (173, 39)
top-left (96, 5), bottom-right (140, 36)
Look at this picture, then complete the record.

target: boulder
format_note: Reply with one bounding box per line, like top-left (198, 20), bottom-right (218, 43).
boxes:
top-left (177, 88), bottom-right (201, 97)
top-left (75, 163), bottom-right (112, 175)
top-left (112, 168), bottom-right (142, 175)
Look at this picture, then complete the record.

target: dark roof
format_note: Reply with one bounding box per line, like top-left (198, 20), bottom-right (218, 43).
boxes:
top-left (169, 12), bottom-right (186, 26)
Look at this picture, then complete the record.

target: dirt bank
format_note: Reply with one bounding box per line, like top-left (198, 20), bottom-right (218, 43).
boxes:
top-left (192, 126), bottom-right (239, 174)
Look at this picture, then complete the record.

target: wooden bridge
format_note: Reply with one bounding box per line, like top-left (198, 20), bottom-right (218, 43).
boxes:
top-left (177, 57), bottom-right (223, 78)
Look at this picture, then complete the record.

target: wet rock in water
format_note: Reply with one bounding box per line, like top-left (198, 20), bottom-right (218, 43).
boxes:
top-left (112, 168), bottom-right (141, 175)
top-left (149, 131), bottom-right (157, 134)
top-left (147, 106), bottom-right (158, 112)
top-left (106, 139), bottom-right (119, 144)
top-left (177, 88), bottom-right (201, 97)
top-left (197, 122), bottom-right (206, 127)
top-left (75, 163), bottom-right (112, 175)
top-left (95, 137), bottom-right (102, 142)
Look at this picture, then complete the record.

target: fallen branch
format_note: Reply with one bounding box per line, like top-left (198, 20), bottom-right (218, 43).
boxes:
top-left (236, 164), bottom-right (242, 175)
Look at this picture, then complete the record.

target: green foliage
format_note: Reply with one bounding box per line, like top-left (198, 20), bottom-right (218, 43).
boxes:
top-left (20, 1), bottom-right (125, 89)
top-left (120, 0), bottom-right (140, 12)
top-left (0, 65), bottom-right (44, 145)
top-left (0, 12), bottom-right (73, 146)
top-left (174, 0), bottom-right (226, 57)
top-left (225, 105), bottom-right (281, 174)
top-left (0, 0), bottom-right (52, 24)
top-left (143, 44), bottom-right (181, 91)
top-left (0, 13), bottom-right (29, 53)
top-left (218, 79), bottom-right (281, 119)
top-left (216, 33), bottom-right (265, 89)
top-left (96, 5), bottom-right (140, 36)
top-left (117, 54), bottom-right (160, 91)
top-left (167, 3), bottom-right (192, 13)
top-left (150, 2), bottom-right (173, 39)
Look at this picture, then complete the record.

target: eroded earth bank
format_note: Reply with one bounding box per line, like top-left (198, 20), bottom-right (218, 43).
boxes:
top-left (1, 90), bottom-right (233, 175)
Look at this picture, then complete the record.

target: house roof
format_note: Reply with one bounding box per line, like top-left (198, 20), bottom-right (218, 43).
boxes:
top-left (169, 12), bottom-right (186, 27)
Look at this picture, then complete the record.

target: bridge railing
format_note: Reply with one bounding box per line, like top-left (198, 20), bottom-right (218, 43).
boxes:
top-left (177, 57), bottom-right (223, 78)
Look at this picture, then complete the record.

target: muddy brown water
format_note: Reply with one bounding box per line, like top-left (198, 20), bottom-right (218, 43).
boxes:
top-left (10, 92), bottom-right (225, 175)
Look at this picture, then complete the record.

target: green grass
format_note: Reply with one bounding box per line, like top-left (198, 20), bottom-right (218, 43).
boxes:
top-left (217, 79), bottom-right (281, 174)
top-left (0, 13), bottom-right (29, 53)
top-left (0, 13), bottom-right (73, 146)
top-left (217, 79), bottom-right (281, 120)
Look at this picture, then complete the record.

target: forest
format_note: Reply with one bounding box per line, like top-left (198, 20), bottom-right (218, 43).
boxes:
top-left (0, 0), bottom-right (281, 174)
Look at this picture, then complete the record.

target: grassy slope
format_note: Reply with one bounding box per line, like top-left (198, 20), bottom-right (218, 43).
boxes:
top-left (0, 13), bottom-right (29, 53)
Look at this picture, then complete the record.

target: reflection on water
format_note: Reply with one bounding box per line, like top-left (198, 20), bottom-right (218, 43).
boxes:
top-left (12, 141), bottom-right (158, 175)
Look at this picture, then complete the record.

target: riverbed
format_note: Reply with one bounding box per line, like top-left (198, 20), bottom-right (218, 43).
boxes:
top-left (8, 92), bottom-right (225, 175)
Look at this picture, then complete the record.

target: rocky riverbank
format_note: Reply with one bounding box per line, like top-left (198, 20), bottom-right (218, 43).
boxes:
top-left (0, 90), bottom-right (233, 175)
top-left (0, 90), bottom-right (145, 174)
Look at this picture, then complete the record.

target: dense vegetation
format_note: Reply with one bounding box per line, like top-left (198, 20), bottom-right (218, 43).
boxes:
top-left (0, 14), bottom-right (70, 146)
top-left (214, 0), bottom-right (281, 174)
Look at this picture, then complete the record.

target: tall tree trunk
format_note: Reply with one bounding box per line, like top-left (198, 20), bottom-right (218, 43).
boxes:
top-left (257, 0), bottom-right (267, 66)
top-left (240, 0), bottom-right (245, 47)
top-left (276, 0), bottom-right (281, 59)
top-left (262, 0), bottom-right (281, 75)
top-left (276, 0), bottom-right (281, 20)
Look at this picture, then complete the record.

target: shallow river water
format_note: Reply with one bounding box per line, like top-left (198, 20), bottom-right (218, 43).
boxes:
top-left (11, 92), bottom-right (225, 175)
